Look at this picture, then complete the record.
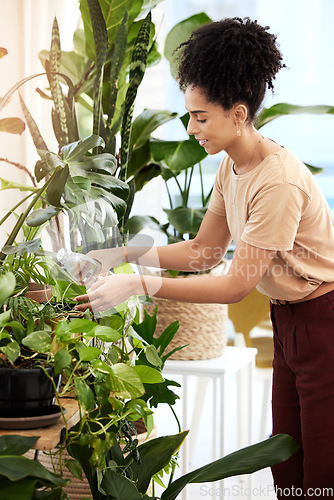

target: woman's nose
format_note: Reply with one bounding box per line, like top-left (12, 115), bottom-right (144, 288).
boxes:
top-left (187, 116), bottom-right (198, 136)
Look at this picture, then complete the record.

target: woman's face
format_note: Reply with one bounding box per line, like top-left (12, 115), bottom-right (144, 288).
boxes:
top-left (185, 85), bottom-right (237, 155)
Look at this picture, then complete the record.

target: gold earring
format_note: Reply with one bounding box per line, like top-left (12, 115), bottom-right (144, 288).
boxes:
top-left (236, 125), bottom-right (241, 137)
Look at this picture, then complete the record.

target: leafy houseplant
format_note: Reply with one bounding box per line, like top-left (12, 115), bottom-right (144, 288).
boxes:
top-left (0, 430), bottom-right (299, 499)
top-left (0, 0), bottom-right (164, 447)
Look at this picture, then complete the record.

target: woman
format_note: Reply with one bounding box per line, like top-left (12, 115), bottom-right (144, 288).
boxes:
top-left (75, 18), bottom-right (334, 496)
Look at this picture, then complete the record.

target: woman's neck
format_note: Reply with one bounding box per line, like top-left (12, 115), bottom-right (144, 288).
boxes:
top-left (228, 127), bottom-right (281, 175)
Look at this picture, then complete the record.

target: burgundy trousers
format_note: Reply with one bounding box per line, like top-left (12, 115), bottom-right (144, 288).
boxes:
top-left (271, 290), bottom-right (334, 499)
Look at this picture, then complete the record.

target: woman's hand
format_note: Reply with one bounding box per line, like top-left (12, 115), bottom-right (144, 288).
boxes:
top-left (74, 273), bottom-right (138, 312)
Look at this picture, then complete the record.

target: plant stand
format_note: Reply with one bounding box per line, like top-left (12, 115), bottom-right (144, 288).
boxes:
top-left (162, 346), bottom-right (257, 500)
top-left (0, 398), bottom-right (79, 451)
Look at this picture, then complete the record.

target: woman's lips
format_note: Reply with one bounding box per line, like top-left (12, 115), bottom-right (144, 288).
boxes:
top-left (199, 140), bottom-right (208, 147)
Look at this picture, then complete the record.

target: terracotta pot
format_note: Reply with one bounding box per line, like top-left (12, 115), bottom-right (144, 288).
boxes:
top-left (25, 283), bottom-right (52, 303)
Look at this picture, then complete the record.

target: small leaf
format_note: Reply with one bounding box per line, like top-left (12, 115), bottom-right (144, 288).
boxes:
top-left (110, 363), bottom-right (145, 399)
top-left (0, 341), bottom-right (20, 363)
top-left (26, 206), bottom-right (61, 227)
top-left (45, 164), bottom-right (69, 207)
top-left (65, 458), bottom-right (82, 480)
top-left (133, 365), bottom-right (164, 384)
top-left (0, 47), bottom-right (8, 59)
top-left (100, 469), bottom-right (141, 499)
top-left (74, 378), bottom-right (95, 411)
top-left (79, 345), bottom-right (101, 361)
top-left (22, 331), bottom-right (52, 353)
top-left (94, 325), bottom-right (122, 342)
top-left (0, 272), bottom-right (16, 303)
top-left (0, 309), bottom-right (11, 326)
top-left (145, 344), bottom-right (162, 368)
top-left (54, 349), bottom-right (72, 376)
top-left (61, 318), bottom-right (97, 334)
top-left (0, 117), bottom-right (25, 135)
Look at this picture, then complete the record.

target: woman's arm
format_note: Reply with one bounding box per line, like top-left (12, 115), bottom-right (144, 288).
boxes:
top-left (87, 209), bottom-right (232, 273)
top-left (74, 239), bottom-right (276, 311)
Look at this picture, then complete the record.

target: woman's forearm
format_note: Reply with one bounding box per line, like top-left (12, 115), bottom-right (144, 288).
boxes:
top-left (125, 238), bottom-right (229, 272)
top-left (136, 272), bottom-right (242, 304)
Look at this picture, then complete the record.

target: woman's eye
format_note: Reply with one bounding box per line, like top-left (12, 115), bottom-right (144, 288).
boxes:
top-left (197, 119), bottom-right (206, 123)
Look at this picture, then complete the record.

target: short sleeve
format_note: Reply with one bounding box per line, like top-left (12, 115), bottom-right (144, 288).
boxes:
top-left (241, 183), bottom-right (309, 251)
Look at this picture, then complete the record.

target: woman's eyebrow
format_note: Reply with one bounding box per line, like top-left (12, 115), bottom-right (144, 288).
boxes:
top-left (187, 109), bottom-right (209, 114)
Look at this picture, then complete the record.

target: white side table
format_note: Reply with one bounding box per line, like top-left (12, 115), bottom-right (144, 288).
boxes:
top-left (162, 346), bottom-right (257, 499)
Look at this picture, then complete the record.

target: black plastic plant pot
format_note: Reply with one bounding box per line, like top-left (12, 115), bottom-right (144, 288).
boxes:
top-left (0, 367), bottom-right (61, 418)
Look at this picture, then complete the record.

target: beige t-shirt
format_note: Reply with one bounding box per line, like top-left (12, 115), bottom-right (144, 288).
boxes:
top-left (208, 148), bottom-right (334, 300)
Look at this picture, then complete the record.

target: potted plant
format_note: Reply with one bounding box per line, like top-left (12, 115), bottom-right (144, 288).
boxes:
top-left (0, 0), bottom-right (154, 426)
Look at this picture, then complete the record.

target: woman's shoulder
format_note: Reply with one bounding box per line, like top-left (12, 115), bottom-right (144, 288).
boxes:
top-left (258, 147), bottom-right (314, 194)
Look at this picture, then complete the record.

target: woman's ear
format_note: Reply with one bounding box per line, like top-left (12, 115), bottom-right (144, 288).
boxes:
top-left (234, 104), bottom-right (248, 126)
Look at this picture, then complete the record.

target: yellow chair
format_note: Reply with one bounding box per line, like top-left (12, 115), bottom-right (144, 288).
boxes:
top-left (228, 288), bottom-right (273, 368)
top-left (228, 288), bottom-right (274, 440)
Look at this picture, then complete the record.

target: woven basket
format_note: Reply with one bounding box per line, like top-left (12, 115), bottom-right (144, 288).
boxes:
top-left (25, 421), bottom-right (156, 499)
top-left (146, 297), bottom-right (228, 360)
top-left (144, 263), bottom-right (229, 361)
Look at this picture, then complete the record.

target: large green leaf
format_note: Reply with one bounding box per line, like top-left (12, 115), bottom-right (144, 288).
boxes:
top-left (22, 331), bottom-right (52, 353)
top-left (151, 137), bottom-right (207, 173)
top-left (164, 13), bottom-right (212, 78)
top-left (126, 431), bottom-right (188, 493)
top-left (161, 434), bottom-right (299, 500)
top-left (25, 206), bottom-right (61, 227)
top-left (0, 456), bottom-right (67, 485)
top-left (255, 103), bottom-right (334, 129)
top-left (100, 469), bottom-right (141, 499)
top-left (61, 135), bottom-right (105, 162)
top-left (130, 109), bottom-right (178, 150)
top-left (0, 476), bottom-right (37, 500)
top-left (0, 435), bottom-right (38, 456)
top-left (70, 153), bottom-right (117, 175)
top-left (164, 206), bottom-right (207, 235)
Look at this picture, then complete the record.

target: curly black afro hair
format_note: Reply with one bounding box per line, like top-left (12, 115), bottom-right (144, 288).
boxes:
top-left (175, 17), bottom-right (285, 121)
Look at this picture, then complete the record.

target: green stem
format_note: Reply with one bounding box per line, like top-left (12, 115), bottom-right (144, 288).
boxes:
top-left (0, 192), bottom-right (35, 227)
top-left (199, 162), bottom-right (205, 206)
top-left (169, 404), bottom-right (181, 433)
top-left (165, 182), bottom-right (174, 210)
top-left (173, 176), bottom-right (183, 203)
top-left (0, 168), bottom-right (61, 262)
top-left (184, 166), bottom-right (194, 206)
